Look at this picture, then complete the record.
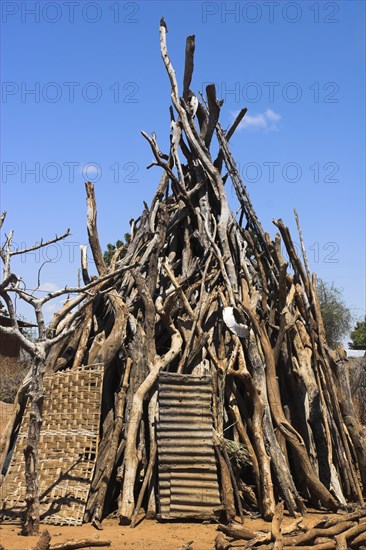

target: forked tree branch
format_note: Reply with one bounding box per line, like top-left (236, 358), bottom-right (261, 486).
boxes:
top-left (9, 230), bottom-right (71, 257)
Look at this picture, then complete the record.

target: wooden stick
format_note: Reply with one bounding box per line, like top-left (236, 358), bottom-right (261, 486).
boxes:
top-left (50, 540), bottom-right (111, 550)
top-left (272, 502), bottom-right (284, 550)
top-left (85, 181), bottom-right (107, 276)
top-left (221, 444), bottom-right (244, 524)
top-left (283, 521), bottom-right (355, 546)
top-left (90, 358), bottom-right (132, 527)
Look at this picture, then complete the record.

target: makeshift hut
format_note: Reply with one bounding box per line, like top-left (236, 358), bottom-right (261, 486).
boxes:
top-left (1, 22), bottom-right (365, 540)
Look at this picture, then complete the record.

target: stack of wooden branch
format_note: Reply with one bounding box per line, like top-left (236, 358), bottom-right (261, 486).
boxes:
top-left (216, 504), bottom-right (366, 549)
top-left (1, 19), bottom-right (366, 533)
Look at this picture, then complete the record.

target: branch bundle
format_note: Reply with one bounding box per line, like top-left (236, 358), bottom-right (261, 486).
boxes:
top-left (216, 507), bottom-right (366, 549)
top-left (1, 20), bottom-right (365, 531)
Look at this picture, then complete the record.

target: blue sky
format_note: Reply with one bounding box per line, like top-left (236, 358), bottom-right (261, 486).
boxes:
top-left (0, 0), bottom-right (365, 339)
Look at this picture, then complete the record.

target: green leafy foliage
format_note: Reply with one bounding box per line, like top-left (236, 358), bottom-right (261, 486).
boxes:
top-left (316, 278), bottom-right (352, 349)
top-left (349, 317), bottom-right (366, 350)
top-left (103, 233), bottom-right (131, 267)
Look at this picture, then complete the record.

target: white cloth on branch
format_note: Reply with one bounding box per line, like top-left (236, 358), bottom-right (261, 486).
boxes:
top-left (223, 307), bottom-right (249, 338)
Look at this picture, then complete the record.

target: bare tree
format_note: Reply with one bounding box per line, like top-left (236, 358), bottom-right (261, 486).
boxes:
top-left (0, 189), bottom-right (136, 535)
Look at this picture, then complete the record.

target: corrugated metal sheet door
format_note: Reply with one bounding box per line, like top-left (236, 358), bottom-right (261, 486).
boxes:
top-left (157, 372), bottom-right (222, 519)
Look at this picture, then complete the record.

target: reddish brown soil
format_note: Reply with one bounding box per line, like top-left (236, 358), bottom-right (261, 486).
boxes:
top-left (0, 511), bottom-right (340, 550)
top-left (2, 518), bottom-right (217, 549)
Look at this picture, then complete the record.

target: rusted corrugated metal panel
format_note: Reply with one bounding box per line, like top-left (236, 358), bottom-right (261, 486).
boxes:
top-left (157, 372), bottom-right (222, 519)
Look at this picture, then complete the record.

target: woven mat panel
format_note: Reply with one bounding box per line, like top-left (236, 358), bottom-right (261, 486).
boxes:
top-left (0, 364), bottom-right (103, 526)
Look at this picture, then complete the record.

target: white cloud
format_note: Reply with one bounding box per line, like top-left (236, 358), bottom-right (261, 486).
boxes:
top-left (265, 109), bottom-right (282, 122)
top-left (38, 282), bottom-right (58, 292)
top-left (242, 113), bottom-right (267, 128)
top-left (234, 108), bottom-right (282, 132)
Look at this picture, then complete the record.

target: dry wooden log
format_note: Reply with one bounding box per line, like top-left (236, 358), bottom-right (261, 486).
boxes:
top-left (276, 217), bottom-right (363, 505)
top-left (85, 181), bottom-right (107, 276)
top-left (319, 509), bottom-right (366, 528)
top-left (320, 353), bottom-right (362, 502)
top-left (94, 292), bottom-right (128, 366)
top-left (49, 540), bottom-right (111, 550)
top-left (80, 244), bottom-right (91, 285)
top-left (351, 530), bottom-right (366, 547)
top-left (335, 522), bottom-right (366, 549)
top-left (231, 341), bottom-right (275, 520)
top-left (130, 429), bottom-right (157, 527)
top-left (283, 520), bottom-right (355, 546)
top-left (226, 382), bottom-right (260, 499)
top-left (242, 296), bottom-right (338, 512)
top-left (281, 518), bottom-right (305, 535)
top-left (72, 303), bottom-right (93, 369)
top-left (216, 534), bottom-right (256, 550)
top-left (34, 529), bottom-right (51, 550)
top-left (21, 354), bottom-right (47, 536)
top-left (214, 438), bottom-right (236, 522)
top-left (328, 347), bottom-right (366, 493)
top-left (272, 502), bottom-right (284, 550)
top-left (222, 444), bottom-right (245, 524)
top-left (205, 83), bottom-right (221, 148)
top-left (283, 543), bottom-right (336, 550)
top-left (218, 524), bottom-right (270, 541)
top-left (216, 533), bottom-right (230, 550)
top-left (214, 109), bottom-right (247, 173)
top-left (246, 331), bottom-right (301, 517)
top-left (143, 391), bottom-right (159, 519)
top-left (90, 358), bottom-right (132, 527)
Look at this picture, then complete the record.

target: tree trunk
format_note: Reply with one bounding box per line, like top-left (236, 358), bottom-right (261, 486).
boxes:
top-left (22, 353), bottom-right (46, 536)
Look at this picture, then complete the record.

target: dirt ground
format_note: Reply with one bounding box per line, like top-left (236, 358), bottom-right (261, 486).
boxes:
top-left (2, 518), bottom-right (217, 550)
top-left (0, 511), bottom-right (340, 550)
